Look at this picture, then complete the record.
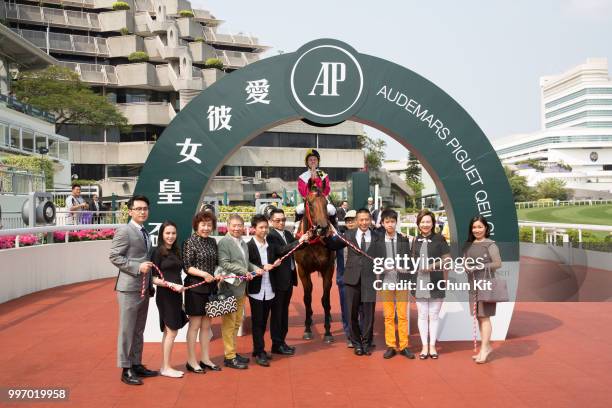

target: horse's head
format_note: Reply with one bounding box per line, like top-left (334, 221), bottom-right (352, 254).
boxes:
top-left (303, 189), bottom-right (329, 237)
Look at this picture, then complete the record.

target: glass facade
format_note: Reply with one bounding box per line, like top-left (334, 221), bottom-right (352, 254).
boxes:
top-left (545, 87), bottom-right (612, 109)
top-left (497, 134), bottom-right (612, 156)
top-left (247, 131), bottom-right (358, 149)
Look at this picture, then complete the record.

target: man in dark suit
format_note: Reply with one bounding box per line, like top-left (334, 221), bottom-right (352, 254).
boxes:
top-left (247, 214), bottom-right (310, 366)
top-left (109, 195), bottom-right (158, 385)
top-left (328, 208), bottom-right (385, 356)
top-left (336, 200), bottom-right (349, 232)
top-left (89, 194), bottom-right (105, 223)
top-left (266, 208), bottom-right (306, 355)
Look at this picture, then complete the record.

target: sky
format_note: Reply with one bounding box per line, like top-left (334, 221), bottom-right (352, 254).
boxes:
top-left (192, 0), bottom-right (612, 160)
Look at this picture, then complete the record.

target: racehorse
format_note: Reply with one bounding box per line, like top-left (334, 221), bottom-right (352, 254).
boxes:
top-left (293, 189), bottom-right (336, 343)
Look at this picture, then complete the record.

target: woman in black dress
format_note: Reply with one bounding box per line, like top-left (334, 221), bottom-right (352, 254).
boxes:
top-left (151, 221), bottom-right (188, 378)
top-left (183, 210), bottom-right (221, 373)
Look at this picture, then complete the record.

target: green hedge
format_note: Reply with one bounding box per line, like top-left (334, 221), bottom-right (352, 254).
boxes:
top-left (204, 57), bottom-right (223, 70)
top-left (178, 9), bottom-right (195, 18)
top-left (128, 51), bottom-right (149, 62)
top-left (112, 1), bottom-right (130, 11)
top-left (1, 155), bottom-right (54, 189)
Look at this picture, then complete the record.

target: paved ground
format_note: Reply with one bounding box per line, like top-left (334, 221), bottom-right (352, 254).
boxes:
top-left (1, 257), bottom-right (611, 408)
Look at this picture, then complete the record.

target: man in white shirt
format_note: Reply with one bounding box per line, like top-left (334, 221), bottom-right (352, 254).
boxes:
top-left (65, 184), bottom-right (88, 225)
top-left (246, 214), bottom-right (280, 367)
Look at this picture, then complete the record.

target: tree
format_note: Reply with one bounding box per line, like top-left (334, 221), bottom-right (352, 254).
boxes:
top-left (357, 133), bottom-right (386, 171)
top-left (405, 151), bottom-right (423, 208)
top-left (13, 66), bottom-right (129, 131)
top-left (504, 166), bottom-right (535, 202)
top-left (535, 178), bottom-right (570, 201)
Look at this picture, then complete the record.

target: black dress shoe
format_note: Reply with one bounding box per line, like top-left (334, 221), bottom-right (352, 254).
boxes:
top-left (364, 346), bottom-right (372, 356)
top-left (224, 358), bottom-right (248, 369)
top-left (271, 345), bottom-right (295, 355)
top-left (383, 348), bottom-right (397, 359)
top-left (121, 368), bottom-right (143, 385)
top-left (200, 361), bottom-right (221, 371)
top-left (354, 347), bottom-right (364, 356)
top-left (399, 348), bottom-right (416, 359)
top-left (132, 364), bottom-right (159, 377)
top-left (255, 354), bottom-right (270, 367)
top-left (283, 343), bottom-right (296, 352)
top-left (185, 362), bottom-right (205, 374)
top-left (236, 354), bottom-right (250, 364)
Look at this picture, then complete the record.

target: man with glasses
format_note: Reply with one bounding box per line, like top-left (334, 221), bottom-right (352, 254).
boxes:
top-left (109, 195), bottom-right (158, 385)
top-left (266, 208), bottom-right (303, 355)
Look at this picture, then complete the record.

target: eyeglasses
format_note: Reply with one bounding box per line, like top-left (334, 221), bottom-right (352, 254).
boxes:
top-left (272, 218), bottom-right (286, 222)
top-left (131, 207), bottom-right (149, 212)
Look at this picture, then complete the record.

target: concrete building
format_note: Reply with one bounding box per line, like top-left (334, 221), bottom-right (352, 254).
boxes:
top-left (3, 0), bottom-right (365, 199)
top-left (495, 58), bottom-right (612, 196)
top-left (383, 158), bottom-right (439, 209)
top-left (0, 23), bottom-right (70, 188)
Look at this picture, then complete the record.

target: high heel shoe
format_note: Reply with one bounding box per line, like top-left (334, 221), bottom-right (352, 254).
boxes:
top-left (185, 362), bottom-right (205, 374)
top-left (419, 353), bottom-right (428, 360)
top-left (475, 349), bottom-right (492, 364)
top-left (200, 361), bottom-right (222, 371)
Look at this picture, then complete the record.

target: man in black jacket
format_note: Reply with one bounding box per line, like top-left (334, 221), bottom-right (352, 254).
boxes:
top-left (327, 208), bottom-right (385, 356)
top-left (266, 208), bottom-right (310, 355)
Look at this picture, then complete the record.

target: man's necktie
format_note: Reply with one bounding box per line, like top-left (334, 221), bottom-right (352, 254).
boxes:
top-left (141, 227), bottom-right (149, 250)
top-left (360, 232), bottom-right (366, 250)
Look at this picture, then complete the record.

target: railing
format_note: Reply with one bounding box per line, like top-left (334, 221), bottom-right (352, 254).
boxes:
top-left (134, 0), bottom-right (154, 12)
top-left (202, 26), bottom-right (259, 47)
top-left (1, 210), bottom-right (123, 230)
top-left (515, 199), bottom-right (612, 209)
top-left (5, 3), bottom-right (100, 30)
top-left (59, 61), bottom-right (117, 84)
top-left (13, 29), bottom-right (109, 56)
top-left (0, 93), bottom-right (56, 123)
top-left (0, 168), bottom-right (45, 195)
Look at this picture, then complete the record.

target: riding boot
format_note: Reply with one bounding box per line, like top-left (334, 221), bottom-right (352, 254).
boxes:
top-left (329, 213), bottom-right (338, 230)
top-left (294, 212), bottom-right (304, 223)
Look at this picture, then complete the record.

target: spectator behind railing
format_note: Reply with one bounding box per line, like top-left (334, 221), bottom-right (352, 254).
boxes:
top-left (65, 184), bottom-right (88, 224)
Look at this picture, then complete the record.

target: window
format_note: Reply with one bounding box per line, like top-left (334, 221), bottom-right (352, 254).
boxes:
top-left (48, 138), bottom-right (59, 158)
top-left (22, 129), bottom-right (34, 152)
top-left (59, 141), bottom-right (70, 161)
top-left (218, 165), bottom-right (241, 176)
top-left (247, 132), bottom-right (280, 147)
top-left (10, 127), bottom-right (20, 149)
top-left (57, 124), bottom-right (105, 142)
top-left (0, 123), bottom-right (8, 146)
top-left (603, 165), bottom-right (612, 171)
top-left (71, 164), bottom-right (104, 181)
top-left (35, 133), bottom-right (48, 152)
top-left (107, 164), bottom-right (143, 177)
top-left (318, 134), bottom-right (358, 149)
top-left (278, 132), bottom-right (316, 148)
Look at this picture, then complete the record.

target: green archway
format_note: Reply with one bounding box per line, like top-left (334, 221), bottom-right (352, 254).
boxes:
top-left (136, 39), bottom-right (519, 341)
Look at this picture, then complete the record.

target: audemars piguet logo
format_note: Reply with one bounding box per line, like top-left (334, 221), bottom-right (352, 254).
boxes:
top-left (289, 40), bottom-right (364, 123)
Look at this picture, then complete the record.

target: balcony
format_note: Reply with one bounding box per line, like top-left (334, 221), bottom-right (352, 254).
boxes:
top-left (13, 29), bottom-right (110, 57)
top-left (202, 27), bottom-right (266, 50)
top-left (215, 50), bottom-right (260, 69)
top-left (188, 41), bottom-right (217, 63)
top-left (4, 3), bottom-right (101, 31)
top-left (192, 8), bottom-right (222, 26)
top-left (176, 17), bottom-right (203, 39)
top-left (98, 10), bottom-right (134, 33)
top-left (115, 102), bottom-right (176, 126)
top-left (115, 62), bottom-right (169, 89)
top-left (59, 61), bottom-right (118, 85)
top-left (107, 35), bottom-right (144, 58)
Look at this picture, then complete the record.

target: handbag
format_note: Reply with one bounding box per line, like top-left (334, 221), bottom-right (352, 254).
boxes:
top-left (476, 245), bottom-right (508, 303)
top-left (204, 283), bottom-right (238, 317)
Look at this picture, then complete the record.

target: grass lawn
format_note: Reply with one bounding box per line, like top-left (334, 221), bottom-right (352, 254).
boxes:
top-left (517, 204), bottom-right (612, 226)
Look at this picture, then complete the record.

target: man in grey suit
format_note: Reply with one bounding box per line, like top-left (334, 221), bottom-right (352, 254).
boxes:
top-left (109, 195), bottom-right (159, 385)
top-left (215, 214), bottom-right (265, 369)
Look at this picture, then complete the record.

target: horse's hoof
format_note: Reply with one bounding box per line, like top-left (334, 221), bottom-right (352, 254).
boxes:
top-left (303, 332), bottom-right (314, 340)
top-left (323, 335), bottom-right (335, 344)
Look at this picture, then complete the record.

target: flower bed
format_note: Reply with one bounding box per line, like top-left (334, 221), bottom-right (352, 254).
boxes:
top-left (0, 234), bottom-right (38, 249)
top-left (53, 229), bottom-right (116, 242)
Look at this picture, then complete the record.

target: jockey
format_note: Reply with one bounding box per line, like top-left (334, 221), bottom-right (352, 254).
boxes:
top-left (295, 148), bottom-right (337, 227)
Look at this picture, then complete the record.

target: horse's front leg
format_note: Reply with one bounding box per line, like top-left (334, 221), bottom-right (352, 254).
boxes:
top-left (322, 262), bottom-right (335, 343)
top-left (301, 273), bottom-right (314, 340)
